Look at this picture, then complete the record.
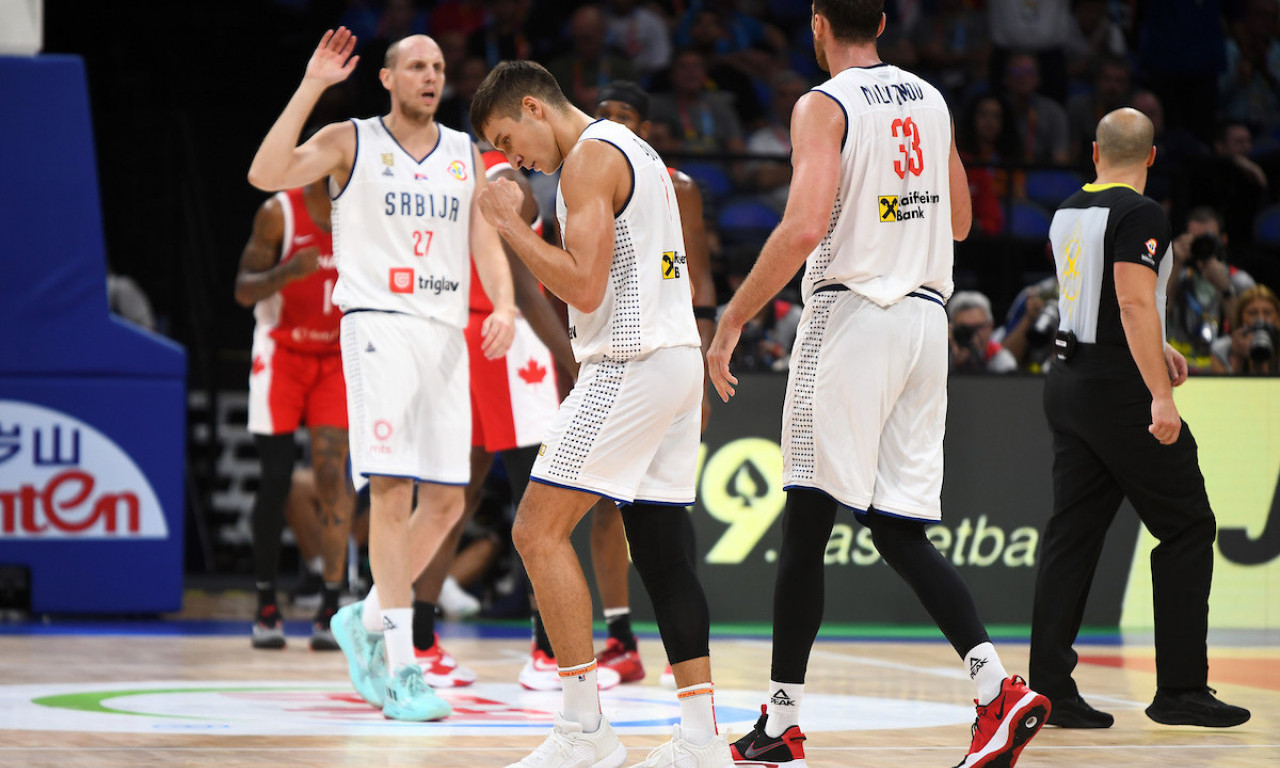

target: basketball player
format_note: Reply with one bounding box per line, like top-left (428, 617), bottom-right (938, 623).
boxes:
top-left (472, 62), bottom-right (731, 768)
top-left (1031, 108), bottom-right (1250, 729)
top-left (235, 181), bottom-right (352, 652)
top-left (248, 28), bottom-right (516, 721)
top-left (706, 3), bottom-right (1049, 767)
top-left (589, 80), bottom-right (718, 685)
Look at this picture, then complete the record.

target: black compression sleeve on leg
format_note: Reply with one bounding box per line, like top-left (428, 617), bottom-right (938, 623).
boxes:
top-left (621, 503), bottom-right (710, 665)
top-left (770, 489), bottom-right (838, 684)
top-left (861, 510), bottom-right (990, 657)
top-left (251, 433), bottom-right (297, 588)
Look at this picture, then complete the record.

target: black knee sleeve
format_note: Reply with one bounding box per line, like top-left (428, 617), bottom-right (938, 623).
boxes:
top-left (860, 510), bottom-right (989, 657)
top-left (770, 489), bottom-right (838, 683)
top-left (621, 503), bottom-right (710, 665)
top-left (252, 433), bottom-right (297, 586)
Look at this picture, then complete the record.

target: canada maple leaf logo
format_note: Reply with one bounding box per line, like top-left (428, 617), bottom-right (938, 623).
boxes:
top-left (518, 358), bottom-right (548, 384)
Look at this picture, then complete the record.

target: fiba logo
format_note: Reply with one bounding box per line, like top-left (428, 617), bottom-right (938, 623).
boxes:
top-left (389, 268), bottom-right (414, 294)
top-left (448, 160), bottom-right (468, 181)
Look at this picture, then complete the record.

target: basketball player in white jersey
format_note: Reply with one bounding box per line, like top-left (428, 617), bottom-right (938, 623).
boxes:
top-left (471, 62), bottom-right (732, 768)
top-left (247, 28), bottom-right (516, 722)
top-left (707, 2), bottom-right (1049, 767)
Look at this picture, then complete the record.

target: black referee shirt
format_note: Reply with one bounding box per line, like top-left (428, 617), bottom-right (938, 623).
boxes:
top-left (1048, 183), bottom-right (1173, 347)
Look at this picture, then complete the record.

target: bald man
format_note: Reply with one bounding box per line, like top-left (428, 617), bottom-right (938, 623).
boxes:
top-left (1030, 108), bottom-right (1250, 729)
top-left (249, 29), bottom-right (516, 721)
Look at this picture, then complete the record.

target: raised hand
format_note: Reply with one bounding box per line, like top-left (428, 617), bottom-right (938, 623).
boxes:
top-left (476, 178), bottom-right (526, 233)
top-left (305, 27), bottom-right (359, 87)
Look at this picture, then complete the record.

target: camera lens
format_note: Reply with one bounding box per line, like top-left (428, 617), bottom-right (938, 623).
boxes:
top-left (953, 324), bottom-right (976, 347)
top-left (1027, 301), bottom-right (1061, 346)
top-left (1249, 321), bottom-right (1275, 363)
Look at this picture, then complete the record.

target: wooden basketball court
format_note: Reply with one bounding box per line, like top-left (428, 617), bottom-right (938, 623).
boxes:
top-left (0, 591), bottom-right (1276, 768)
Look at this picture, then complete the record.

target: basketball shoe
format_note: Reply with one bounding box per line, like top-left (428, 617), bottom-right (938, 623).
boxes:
top-left (519, 644), bottom-right (622, 691)
top-left (310, 605), bottom-right (339, 651)
top-left (414, 634), bottom-right (477, 687)
top-left (953, 675), bottom-right (1049, 768)
top-left (251, 604), bottom-right (286, 649)
top-left (331, 602), bottom-right (387, 707)
top-left (635, 725), bottom-right (735, 768)
top-left (382, 663), bottom-right (452, 721)
top-left (730, 706), bottom-right (807, 767)
top-left (505, 714), bottom-right (627, 768)
top-left (596, 637), bottom-right (645, 683)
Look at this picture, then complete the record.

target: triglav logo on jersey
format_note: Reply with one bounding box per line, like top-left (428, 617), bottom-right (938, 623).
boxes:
top-left (447, 160), bottom-right (468, 181)
top-left (0, 401), bottom-right (168, 539)
top-left (389, 268), bottom-right (415, 294)
top-left (877, 190), bottom-right (940, 223)
top-left (387, 267), bottom-right (460, 296)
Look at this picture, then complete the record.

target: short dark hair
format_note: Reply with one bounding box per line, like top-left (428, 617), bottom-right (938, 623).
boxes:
top-left (597, 80), bottom-right (650, 121)
top-left (470, 60), bottom-right (571, 135)
top-left (813, 0), bottom-right (883, 44)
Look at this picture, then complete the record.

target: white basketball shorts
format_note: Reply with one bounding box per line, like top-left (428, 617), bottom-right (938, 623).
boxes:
top-left (531, 345), bottom-right (702, 505)
top-left (782, 287), bottom-right (947, 521)
top-left (340, 310), bottom-right (470, 488)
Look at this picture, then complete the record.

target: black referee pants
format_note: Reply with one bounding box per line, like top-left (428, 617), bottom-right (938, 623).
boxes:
top-left (1031, 350), bottom-right (1215, 698)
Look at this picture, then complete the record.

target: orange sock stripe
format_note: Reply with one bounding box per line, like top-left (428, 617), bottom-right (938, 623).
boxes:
top-left (676, 686), bottom-right (715, 699)
top-left (557, 661), bottom-right (597, 678)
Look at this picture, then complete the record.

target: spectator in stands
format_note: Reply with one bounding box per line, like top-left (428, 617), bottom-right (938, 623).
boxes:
top-left (1067, 54), bottom-right (1133, 167)
top-left (682, 5), bottom-right (770, 132)
top-left (948, 291), bottom-right (1018, 374)
top-left (1211, 285), bottom-right (1280, 375)
top-left (650, 48), bottom-right (747, 171)
top-left (987, 0), bottom-right (1071, 103)
top-left (1184, 121), bottom-right (1269, 258)
top-left (995, 278), bottom-right (1059, 373)
top-left (435, 56), bottom-right (488, 139)
top-left (1219, 0), bottom-right (1280, 135)
top-left (429, 0), bottom-right (486, 37)
top-left (1136, 0), bottom-right (1225, 145)
top-left (958, 93), bottom-right (1025, 220)
top-left (603, 0), bottom-right (672, 84)
top-left (745, 69), bottom-right (806, 215)
top-left (912, 0), bottom-right (990, 107)
top-left (1063, 0), bottom-right (1127, 89)
top-left (1130, 89), bottom-right (1208, 212)
top-left (1166, 207), bottom-right (1252, 372)
top-left (376, 0), bottom-right (428, 43)
top-left (1002, 51), bottom-right (1071, 166)
top-left (466, 0), bottom-right (532, 68)
top-left (547, 4), bottom-right (634, 112)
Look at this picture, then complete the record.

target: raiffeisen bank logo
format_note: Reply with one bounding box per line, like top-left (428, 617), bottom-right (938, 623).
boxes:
top-left (0, 401), bottom-right (167, 539)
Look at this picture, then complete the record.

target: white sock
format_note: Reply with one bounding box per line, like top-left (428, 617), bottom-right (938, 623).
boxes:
top-left (559, 660), bottom-right (603, 733)
top-left (603, 606), bottom-right (630, 620)
top-left (764, 680), bottom-right (802, 738)
top-left (381, 607), bottom-right (415, 672)
top-left (676, 683), bottom-right (717, 745)
top-left (964, 642), bottom-right (1009, 705)
top-left (361, 587), bottom-right (383, 633)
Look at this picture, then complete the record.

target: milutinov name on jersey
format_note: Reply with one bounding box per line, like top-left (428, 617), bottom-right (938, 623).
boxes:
top-left (861, 82), bottom-right (925, 106)
top-left (383, 192), bottom-right (462, 222)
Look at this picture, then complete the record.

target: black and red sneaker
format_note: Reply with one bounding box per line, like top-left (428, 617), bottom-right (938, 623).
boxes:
top-left (252, 603), bottom-right (286, 649)
top-left (731, 705), bottom-right (807, 767)
top-left (953, 675), bottom-right (1050, 768)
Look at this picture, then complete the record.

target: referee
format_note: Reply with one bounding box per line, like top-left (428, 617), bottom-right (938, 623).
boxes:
top-left (1029, 108), bottom-right (1251, 729)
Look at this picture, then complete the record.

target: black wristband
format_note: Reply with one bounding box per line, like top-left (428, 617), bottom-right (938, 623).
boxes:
top-left (692, 306), bottom-right (717, 321)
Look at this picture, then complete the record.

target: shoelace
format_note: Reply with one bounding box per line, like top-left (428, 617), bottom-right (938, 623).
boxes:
top-left (521, 730), bottom-right (575, 766)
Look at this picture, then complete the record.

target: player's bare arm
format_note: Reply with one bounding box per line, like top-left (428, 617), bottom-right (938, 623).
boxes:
top-left (247, 28), bottom-right (358, 192)
top-left (494, 167), bottom-right (579, 378)
top-left (469, 145), bottom-right (517, 360)
top-left (1115, 261), bottom-right (1180, 445)
top-left (707, 90), bottom-right (843, 401)
top-left (234, 197), bottom-right (319, 307)
top-left (478, 140), bottom-right (623, 314)
top-left (948, 119), bottom-right (972, 240)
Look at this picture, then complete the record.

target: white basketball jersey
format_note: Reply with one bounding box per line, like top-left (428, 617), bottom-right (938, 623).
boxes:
top-left (330, 117), bottom-right (476, 328)
top-left (804, 65), bottom-right (955, 306)
top-left (556, 119), bottom-right (700, 362)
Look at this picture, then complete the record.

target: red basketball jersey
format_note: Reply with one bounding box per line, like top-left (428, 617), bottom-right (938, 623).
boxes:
top-left (469, 150), bottom-right (543, 313)
top-left (254, 187), bottom-right (340, 353)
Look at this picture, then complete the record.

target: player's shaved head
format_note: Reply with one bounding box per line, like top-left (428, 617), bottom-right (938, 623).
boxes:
top-left (1095, 108), bottom-right (1154, 166)
top-left (385, 34), bottom-right (440, 69)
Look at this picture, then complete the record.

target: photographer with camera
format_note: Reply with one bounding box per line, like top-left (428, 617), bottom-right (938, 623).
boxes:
top-left (948, 291), bottom-right (1018, 374)
top-left (1166, 207), bottom-right (1254, 372)
top-left (997, 276), bottom-right (1062, 372)
top-left (1210, 284), bottom-right (1280, 375)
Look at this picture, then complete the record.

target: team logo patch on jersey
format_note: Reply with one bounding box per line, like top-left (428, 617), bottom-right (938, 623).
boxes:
top-left (382, 153), bottom-right (396, 177)
top-left (448, 160), bottom-right (468, 181)
top-left (389, 268), bottom-right (415, 294)
top-left (661, 251), bottom-right (686, 279)
top-left (1143, 238), bottom-right (1158, 263)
